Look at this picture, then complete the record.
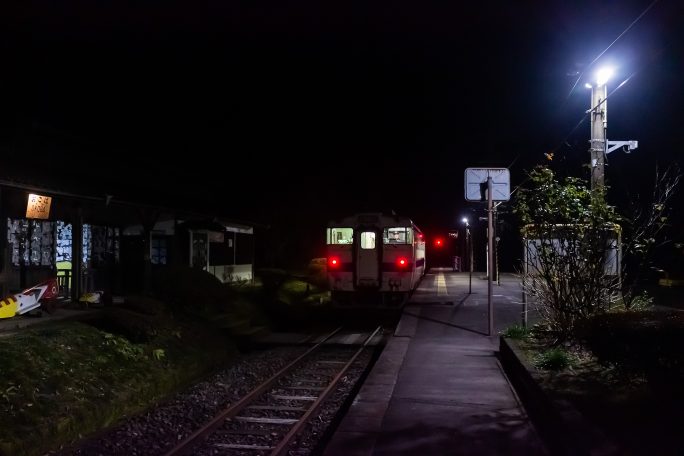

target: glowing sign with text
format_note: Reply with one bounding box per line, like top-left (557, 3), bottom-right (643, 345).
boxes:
top-left (26, 194), bottom-right (52, 219)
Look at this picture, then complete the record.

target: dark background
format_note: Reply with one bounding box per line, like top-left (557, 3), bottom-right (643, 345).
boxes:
top-left (2, 0), bottom-right (683, 270)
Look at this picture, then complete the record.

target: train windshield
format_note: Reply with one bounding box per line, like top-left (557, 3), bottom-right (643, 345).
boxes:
top-left (360, 231), bottom-right (376, 249)
top-left (327, 227), bottom-right (353, 244)
top-left (384, 227), bottom-right (412, 244)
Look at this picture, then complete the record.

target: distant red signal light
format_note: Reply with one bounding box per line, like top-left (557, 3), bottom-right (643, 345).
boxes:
top-left (328, 256), bottom-right (341, 268)
top-left (435, 238), bottom-right (443, 247)
top-left (396, 257), bottom-right (409, 268)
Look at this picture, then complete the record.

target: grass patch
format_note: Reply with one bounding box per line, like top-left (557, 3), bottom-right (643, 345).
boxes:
top-left (501, 324), bottom-right (531, 340)
top-left (0, 308), bottom-right (238, 456)
top-left (277, 278), bottom-right (328, 306)
top-left (534, 347), bottom-right (573, 371)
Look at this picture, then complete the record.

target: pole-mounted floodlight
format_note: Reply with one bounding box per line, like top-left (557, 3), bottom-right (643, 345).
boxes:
top-left (462, 217), bottom-right (469, 225)
top-left (595, 67), bottom-right (614, 87)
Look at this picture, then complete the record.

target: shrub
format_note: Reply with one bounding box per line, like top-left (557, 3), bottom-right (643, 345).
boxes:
top-left (256, 268), bottom-right (290, 290)
top-left (117, 296), bottom-right (167, 316)
top-left (515, 167), bottom-right (621, 341)
top-left (306, 258), bottom-right (328, 289)
top-left (151, 265), bottom-right (225, 314)
top-left (501, 325), bottom-right (531, 340)
top-left (151, 265), bottom-right (263, 318)
top-left (581, 310), bottom-right (684, 386)
top-left (534, 348), bottom-right (573, 371)
top-left (629, 291), bottom-right (654, 310)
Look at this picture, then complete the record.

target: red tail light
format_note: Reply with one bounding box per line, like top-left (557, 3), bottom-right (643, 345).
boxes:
top-left (396, 257), bottom-right (409, 268)
top-left (328, 256), bottom-right (340, 268)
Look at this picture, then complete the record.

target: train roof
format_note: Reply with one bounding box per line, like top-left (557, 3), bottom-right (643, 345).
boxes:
top-left (327, 212), bottom-right (422, 232)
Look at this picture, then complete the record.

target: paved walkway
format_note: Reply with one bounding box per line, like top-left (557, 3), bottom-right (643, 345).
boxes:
top-left (324, 270), bottom-right (547, 455)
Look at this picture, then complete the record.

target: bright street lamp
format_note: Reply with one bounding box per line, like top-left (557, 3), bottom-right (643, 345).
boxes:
top-left (595, 67), bottom-right (614, 87)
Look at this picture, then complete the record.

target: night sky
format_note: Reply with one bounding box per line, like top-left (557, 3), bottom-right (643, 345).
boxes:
top-left (2, 0), bottom-right (683, 266)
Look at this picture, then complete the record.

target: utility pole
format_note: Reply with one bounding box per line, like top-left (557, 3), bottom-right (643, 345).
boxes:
top-left (589, 81), bottom-right (607, 191)
top-left (468, 226), bottom-right (473, 294)
top-left (588, 68), bottom-right (639, 193)
top-left (464, 220), bottom-right (472, 294)
top-left (487, 177), bottom-right (494, 336)
top-left (494, 209), bottom-right (500, 286)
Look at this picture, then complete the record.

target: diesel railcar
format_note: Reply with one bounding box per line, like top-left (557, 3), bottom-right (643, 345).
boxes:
top-left (326, 212), bottom-right (426, 307)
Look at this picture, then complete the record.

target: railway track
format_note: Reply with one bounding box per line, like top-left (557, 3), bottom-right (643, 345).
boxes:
top-left (164, 326), bottom-right (383, 456)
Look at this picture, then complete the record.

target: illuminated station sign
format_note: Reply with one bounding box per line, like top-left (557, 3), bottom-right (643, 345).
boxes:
top-left (26, 193), bottom-right (52, 220)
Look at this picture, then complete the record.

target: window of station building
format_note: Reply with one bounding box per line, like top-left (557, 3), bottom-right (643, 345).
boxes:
top-left (327, 227), bottom-right (353, 245)
top-left (56, 221), bottom-right (72, 263)
top-left (7, 218), bottom-right (55, 266)
top-left (83, 224), bottom-right (120, 268)
top-left (384, 227), bottom-right (412, 244)
top-left (55, 221), bottom-right (73, 288)
top-left (82, 224), bottom-right (92, 266)
top-left (6, 219), bottom-right (120, 269)
top-left (360, 231), bottom-right (376, 249)
top-left (150, 236), bottom-right (167, 265)
top-left (92, 226), bottom-right (119, 266)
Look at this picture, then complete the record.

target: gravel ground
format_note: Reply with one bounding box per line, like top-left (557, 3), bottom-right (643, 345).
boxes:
top-left (45, 345), bottom-right (375, 456)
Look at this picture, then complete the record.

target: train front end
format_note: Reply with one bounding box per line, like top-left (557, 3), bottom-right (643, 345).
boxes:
top-left (326, 214), bottom-right (424, 307)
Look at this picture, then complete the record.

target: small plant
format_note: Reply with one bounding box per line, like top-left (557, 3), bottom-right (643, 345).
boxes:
top-left (102, 332), bottom-right (145, 361)
top-left (501, 325), bottom-right (530, 340)
top-left (535, 348), bottom-right (572, 371)
top-left (630, 291), bottom-right (654, 310)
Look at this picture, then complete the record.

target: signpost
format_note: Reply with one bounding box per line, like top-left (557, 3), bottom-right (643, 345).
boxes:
top-left (464, 168), bottom-right (510, 202)
top-left (464, 168), bottom-right (510, 336)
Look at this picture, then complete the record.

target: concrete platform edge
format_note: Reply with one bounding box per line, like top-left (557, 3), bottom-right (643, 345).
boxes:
top-left (323, 335), bottom-right (411, 456)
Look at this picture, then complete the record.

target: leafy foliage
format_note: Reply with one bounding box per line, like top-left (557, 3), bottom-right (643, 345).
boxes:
top-left (627, 291), bottom-right (654, 310)
top-left (501, 324), bottom-right (531, 340)
top-left (515, 166), bottom-right (621, 340)
top-left (534, 347), bottom-right (573, 371)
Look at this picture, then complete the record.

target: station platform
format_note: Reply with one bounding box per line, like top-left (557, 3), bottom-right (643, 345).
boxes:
top-left (323, 270), bottom-right (548, 455)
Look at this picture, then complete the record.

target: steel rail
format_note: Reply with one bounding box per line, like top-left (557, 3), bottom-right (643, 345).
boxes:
top-left (163, 326), bottom-right (344, 456)
top-left (270, 325), bottom-right (383, 456)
